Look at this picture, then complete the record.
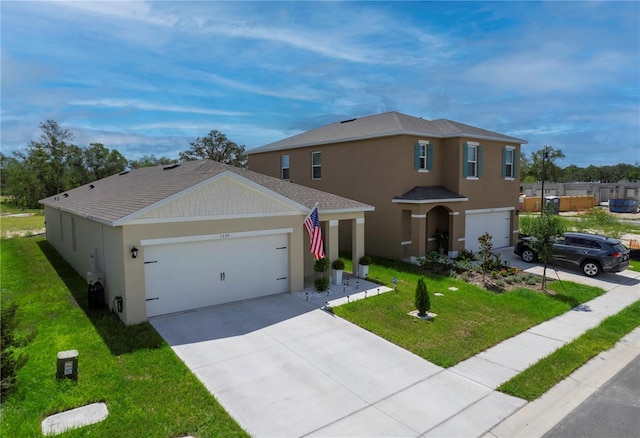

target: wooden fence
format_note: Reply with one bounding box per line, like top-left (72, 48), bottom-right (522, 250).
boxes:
top-left (519, 195), bottom-right (595, 213)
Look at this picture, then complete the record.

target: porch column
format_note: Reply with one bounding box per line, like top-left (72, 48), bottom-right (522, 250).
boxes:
top-left (289, 228), bottom-right (305, 292)
top-left (325, 220), bottom-right (339, 262)
top-left (449, 211), bottom-right (461, 257)
top-left (352, 217), bottom-right (365, 273)
top-left (412, 214), bottom-right (427, 259)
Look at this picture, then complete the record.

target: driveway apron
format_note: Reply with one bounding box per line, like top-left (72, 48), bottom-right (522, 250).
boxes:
top-left (151, 293), bottom-right (525, 437)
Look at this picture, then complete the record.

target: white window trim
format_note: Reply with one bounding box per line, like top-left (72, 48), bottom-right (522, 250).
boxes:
top-left (466, 141), bottom-right (479, 179)
top-left (311, 151), bottom-right (321, 180)
top-left (418, 140), bottom-right (429, 172)
top-left (504, 146), bottom-right (516, 180)
top-left (281, 154), bottom-right (290, 180)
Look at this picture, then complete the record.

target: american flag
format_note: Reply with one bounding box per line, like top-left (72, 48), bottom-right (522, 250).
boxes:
top-left (303, 207), bottom-right (325, 260)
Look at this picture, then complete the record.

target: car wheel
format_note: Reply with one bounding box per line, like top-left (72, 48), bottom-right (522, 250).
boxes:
top-left (521, 249), bottom-right (536, 263)
top-left (582, 261), bottom-right (601, 277)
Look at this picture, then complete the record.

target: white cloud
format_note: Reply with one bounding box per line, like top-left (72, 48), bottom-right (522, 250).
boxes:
top-left (69, 99), bottom-right (251, 117)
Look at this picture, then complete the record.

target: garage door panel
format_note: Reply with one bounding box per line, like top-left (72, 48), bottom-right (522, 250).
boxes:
top-left (145, 233), bottom-right (289, 317)
top-left (465, 211), bottom-right (510, 253)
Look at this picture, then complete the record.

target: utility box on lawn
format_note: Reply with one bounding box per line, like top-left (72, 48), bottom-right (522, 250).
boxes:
top-left (56, 350), bottom-right (78, 380)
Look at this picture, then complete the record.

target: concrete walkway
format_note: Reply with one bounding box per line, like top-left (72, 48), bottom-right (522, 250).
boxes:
top-left (151, 248), bottom-right (640, 437)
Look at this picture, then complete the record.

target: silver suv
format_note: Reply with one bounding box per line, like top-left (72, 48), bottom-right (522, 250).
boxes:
top-left (514, 232), bottom-right (630, 277)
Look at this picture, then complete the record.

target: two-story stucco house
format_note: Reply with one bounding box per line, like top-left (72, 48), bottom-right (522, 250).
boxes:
top-left (249, 111), bottom-right (527, 261)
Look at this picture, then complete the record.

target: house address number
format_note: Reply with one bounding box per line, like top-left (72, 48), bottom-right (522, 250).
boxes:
top-left (219, 233), bottom-right (230, 239)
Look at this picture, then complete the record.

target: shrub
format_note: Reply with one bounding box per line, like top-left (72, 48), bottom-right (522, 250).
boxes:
top-left (331, 259), bottom-right (345, 270)
top-left (477, 232), bottom-right (494, 282)
top-left (1, 303), bottom-right (26, 400)
top-left (359, 256), bottom-right (372, 265)
top-left (455, 249), bottom-right (476, 261)
top-left (314, 257), bottom-right (330, 273)
top-left (414, 277), bottom-right (431, 316)
top-left (505, 275), bottom-right (518, 284)
top-left (314, 276), bottom-right (329, 292)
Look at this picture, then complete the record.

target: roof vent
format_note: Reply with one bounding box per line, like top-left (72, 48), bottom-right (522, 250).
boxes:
top-left (63, 193), bottom-right (69, 198)
top-left (163, 164), bottom-right (181, 170)
top-left (119, 171), bottom-right (130, 176)
top-left (339, 118), bottom-right (357, 124)
top-left (89, 184), bottom-right (95, 189)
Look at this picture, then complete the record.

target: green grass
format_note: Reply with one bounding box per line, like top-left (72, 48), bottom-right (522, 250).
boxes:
top-left (498, 300), bottom-right (640, 401)
top-left (1, 215), bottom-right (46, 238)
top-left (0, 197), bottom-right (46, 238)
top-left (334, 259), bottom-right (604, 368)
top-left (1, 236), bottom-right (248, 437)
top-left (0, 196), bottom-right (43, 215)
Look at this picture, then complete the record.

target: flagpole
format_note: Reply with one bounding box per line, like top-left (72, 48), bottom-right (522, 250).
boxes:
top-left (296, 202), bottom-right (319, 231)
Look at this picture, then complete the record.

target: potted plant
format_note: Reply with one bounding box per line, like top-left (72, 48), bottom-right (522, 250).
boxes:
top-left (358, 255), bottom-right (372, 279)
top-left (434, 229), bottom-right (448, 255)
top-left (331, 259), bottom-right (345, 285)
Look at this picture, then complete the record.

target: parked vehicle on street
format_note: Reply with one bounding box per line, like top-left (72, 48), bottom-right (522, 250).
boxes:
top-left (514, 232), bottom-right (630, 277)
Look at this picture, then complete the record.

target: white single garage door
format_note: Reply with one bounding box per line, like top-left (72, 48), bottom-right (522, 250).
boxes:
top-left (144, 233), bottom-right (289, 317)
top-left (465, 210), bottom-right (511, 253)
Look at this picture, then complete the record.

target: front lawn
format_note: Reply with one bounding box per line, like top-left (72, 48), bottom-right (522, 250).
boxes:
top-left (335, 258), bottom-right (604, 368)
top-left (1, 236), bottom-right (247, 437)
top-left (498, 300), bottom-right (640, 400)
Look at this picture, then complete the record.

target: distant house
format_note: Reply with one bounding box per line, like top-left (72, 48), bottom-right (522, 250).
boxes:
top-left (249, 111), bottom-right (527, 261)
top-left (40, 160), bottom-right (372, 325)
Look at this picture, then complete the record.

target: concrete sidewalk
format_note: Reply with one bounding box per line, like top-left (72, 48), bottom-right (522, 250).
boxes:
top-left (152, 248), bottom-right (639, 437)
top-left (485, 327), bottom-right (640, 438)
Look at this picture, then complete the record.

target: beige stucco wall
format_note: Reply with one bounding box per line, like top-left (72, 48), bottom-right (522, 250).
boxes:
top-left (249, 134), bottom-right (522, 259)
top-left (43, 206), bottom-right (126, 314)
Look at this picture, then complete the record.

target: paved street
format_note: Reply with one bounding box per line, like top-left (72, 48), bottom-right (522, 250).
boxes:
top-left (543, 356), bottom-right (640, 438)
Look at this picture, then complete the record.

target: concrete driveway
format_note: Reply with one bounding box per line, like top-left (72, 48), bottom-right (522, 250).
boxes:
top-left (151, 293), bottom-right (524, 437)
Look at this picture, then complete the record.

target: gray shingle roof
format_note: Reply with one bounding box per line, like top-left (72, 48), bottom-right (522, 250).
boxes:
top-left (392, 186), bottom-right (468, 203)
top-left (249, 111), bottom-right (527, 154)
top-left (40, 160), bottom-right (373, 226)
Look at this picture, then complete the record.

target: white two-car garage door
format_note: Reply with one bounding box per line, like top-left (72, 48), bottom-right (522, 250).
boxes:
top-left (465, 210), bottom-right (511, 253)
top-left (144, 233), bottom-right (289, 317)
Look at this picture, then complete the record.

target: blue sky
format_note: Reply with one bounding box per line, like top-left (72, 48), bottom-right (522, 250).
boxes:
top-left (2, 1), bottom-right (639, 168)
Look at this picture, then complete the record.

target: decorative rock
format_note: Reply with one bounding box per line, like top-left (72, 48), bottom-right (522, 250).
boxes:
top-left (407, 310), bottom-right (438, 320)
top-left (448, 287), bottom-right (458, 291)
top-left (42, 402), bottom-right (108, 436)
top-left (434, 293), bottom-right (444, 296)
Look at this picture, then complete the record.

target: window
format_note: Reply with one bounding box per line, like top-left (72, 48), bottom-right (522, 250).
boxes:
top-left (413, 141), bottom-right (433, 171)
top-left (463, 142), bottom-right (482, 178)
top-left (503, 146), bottom-right (517, 179)
top-left (311, 151), bottom-right (321, 180)
top-left (281, 154), bottom-right (290, 180)
top-left (71, 217), bottom-right (77, 252)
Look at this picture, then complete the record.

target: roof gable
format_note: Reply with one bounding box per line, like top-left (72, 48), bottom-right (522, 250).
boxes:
top-left (128, 173), bottom-right (303, 225)
top-left (249, 111), bottom-right (527, 154)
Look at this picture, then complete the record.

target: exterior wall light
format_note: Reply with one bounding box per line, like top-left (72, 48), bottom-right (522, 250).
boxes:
top-left (131, 246), bottom-right (138, 259)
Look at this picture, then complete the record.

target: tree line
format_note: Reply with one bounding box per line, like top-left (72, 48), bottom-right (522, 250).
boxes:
top-left (1, 120), bottom-right (248, 208)
top-left (519, 146), bottom-right (640, 183)
top-left (1, 122), bottom-right (638, 209)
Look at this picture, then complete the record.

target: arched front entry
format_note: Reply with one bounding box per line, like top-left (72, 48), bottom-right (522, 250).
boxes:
top-left (427, 205), bottom-right (451, 254)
